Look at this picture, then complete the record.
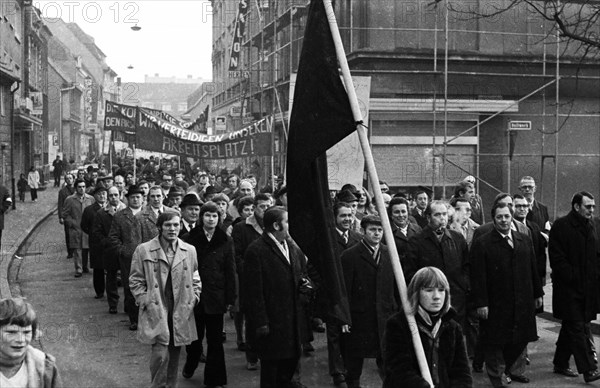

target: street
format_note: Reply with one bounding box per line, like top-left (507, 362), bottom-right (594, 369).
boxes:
top-left (13, 213), bottom-right (600, 388)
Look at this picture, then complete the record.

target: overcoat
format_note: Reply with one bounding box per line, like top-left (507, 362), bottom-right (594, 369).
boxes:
top-left (383, 309), bottom-right (472, 388)
top-left (527, 199), bottom-right (550, 233)
top-left (470, 229), bottom-right (544, 345)
top-left (411, 207), bottom-right (428, 229)
top-left (184, 226), bottom-right (237, 314)
top-left (129, 236), bottom-right (201, 346)
top-left (549, 210), bottom-right (600, 321)
top-left (92, 203), bottom-right (126, 271)
top-left (231, 215), bottom-right (263, 310)
top-left (406, 227), bottom-right (470, 324)
top-left (57, 185), bottom-right (75, 219)
top-left (108, 207), bottom-right (142, 269)
top-left (243, 233), bottom-right (308, 360)
top-left (391, 222), bottom-right (422, 283)
top-left (62, 193), bottom-right (94, 248)
top-left (341, 242), bottom-right (398, 358)
top-left (81, 202), bottom-right (103, 268)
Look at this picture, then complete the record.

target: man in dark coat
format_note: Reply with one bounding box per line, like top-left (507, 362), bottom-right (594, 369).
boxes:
top-left (513, 194), bottom-right (547, 286)
top-left (181, 201), bottom-right (236, 385)
top-left (81, 186), bottom-right (108, 298)
top-left (388, 197), bottom-right (421, 276)
top-left (108, 184), bottom-right (144, 330)
top-left (411, 190), bottom-right (429, 229)
top-left (179, 193), bottom-right (202, 237)
top-left (52, 155), bottom-right (64, 187)
top-left (244, 206), bottom-right (310, 388)
top-left (231, 193), bottom-right (273, 369)
top-left (58, 173), bottom-right (75, 259)
top-left (518, 176), bottom-right (551, 237)
top-left (406, 201), bottom-right (469, 328)
top-left (470, 202), bottom-right (543, 388)
top-left (549, 191), bottom-right (600, 383)
top-left (326, 202), bottom-right (362, 387)
top-left (92, 186), bottom-right (126, 314)
top-left (341, 215), bottom-right (398, 388)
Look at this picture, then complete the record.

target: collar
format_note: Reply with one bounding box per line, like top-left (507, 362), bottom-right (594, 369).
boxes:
top-left (336, 227), bottom-right (348, 236)
top-left (497, 229), bottom-right (512, 241)
top-left (361, 239), bottom-right (379, 255)
top-left (130, 206), bottom-right (142, 215)
top-left (267, 232), bottom-right (289, 261)
top-left (182, 219), bottom-right (195, 231)
top-left (159, 236), bottom-right (178, 254)
top-left (246, 215), bottom-right (264, 235)
top-left (204, 227), bottom-right (215, 241)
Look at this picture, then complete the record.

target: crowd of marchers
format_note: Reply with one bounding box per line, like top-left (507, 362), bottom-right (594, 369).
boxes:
top-left (4, 154), bottom-right (597, 388)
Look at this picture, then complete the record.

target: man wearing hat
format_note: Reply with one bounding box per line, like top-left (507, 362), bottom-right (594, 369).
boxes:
top-left (81, 186), bottom-right (108, 297)
top-left (63, 179), bottom-right (95, 277)
top-left (180, 193), bottom-right (203, 237)
top-left (203, 185), bottom-right (219, 203)
top-left (340, 214), bottom-right (398, 388)
top-left (108, 184), bottom-right (145, 330)
top-left (166, 185), bottom-right (185, 211)
top-left (97, 173), bottom-right (114, 189)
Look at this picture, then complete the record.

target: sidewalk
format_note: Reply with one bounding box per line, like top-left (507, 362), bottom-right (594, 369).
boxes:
top-left (0, 182), bottom-right (59, 298)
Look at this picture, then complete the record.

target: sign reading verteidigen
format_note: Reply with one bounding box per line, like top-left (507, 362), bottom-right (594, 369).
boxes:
top-left (508, 121), bottom-right (532, 130)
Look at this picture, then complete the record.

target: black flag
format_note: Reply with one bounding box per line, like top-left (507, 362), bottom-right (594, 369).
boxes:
top-left (287, 0), bottom-right (356, 325)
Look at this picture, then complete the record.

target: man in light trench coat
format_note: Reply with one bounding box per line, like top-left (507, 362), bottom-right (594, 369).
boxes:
top-left (130, 211), bottom-right (202, 388)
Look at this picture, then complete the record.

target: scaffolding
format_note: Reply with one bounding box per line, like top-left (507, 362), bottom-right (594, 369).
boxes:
top-left (213, 0), bottom-right (600, 217)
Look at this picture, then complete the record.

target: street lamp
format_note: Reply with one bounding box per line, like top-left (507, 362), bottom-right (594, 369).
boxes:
top-left (131, 24), bottom-right (141, 31)
top-left (127, 65), bottom-right (134, 69)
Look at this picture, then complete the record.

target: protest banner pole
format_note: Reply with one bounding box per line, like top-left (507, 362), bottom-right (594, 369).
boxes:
top-left (109, 131), bottom-right (113, 175)
top-left (322, 0), bottom-right (433, 385)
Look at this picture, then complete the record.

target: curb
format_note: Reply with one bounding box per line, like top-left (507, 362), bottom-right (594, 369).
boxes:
top-left (0, 207), bottom-right (58, 299)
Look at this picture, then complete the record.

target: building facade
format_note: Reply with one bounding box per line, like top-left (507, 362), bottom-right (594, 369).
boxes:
top-left (212, 0), bottom-right (599, 217)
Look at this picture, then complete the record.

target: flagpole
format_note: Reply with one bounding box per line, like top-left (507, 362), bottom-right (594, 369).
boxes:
top-left (322, 0), bottom-right (433, 385)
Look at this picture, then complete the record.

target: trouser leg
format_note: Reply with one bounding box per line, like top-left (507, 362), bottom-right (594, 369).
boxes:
top-left (93, 268), bottom-right (105, 296)
top-left (509, 346), bottom-right (528, 376)
top-left (150, 343), bottom-right (169, 388)
top-left (484, 344), bottom-right (509, 388)
top-left (234, 311), bottom-right (244, 345)
top-left (326, 318), bottom-right (346, 378)
top-left (204, 313), bottom-right (227, 386)
top-left (82, 249), bottom-right (89, 271)
top-left (105, 270), bottom-right (119, 308)
top-left (120, 256), bottom-right (137, 324)
top-left (63, 224), bottom-right (73, 258)
top-left (344, 356), bottom-right (365, 387)
top-left (556, 320), bottom-right (597, 374)
top-left (73, 248), bottom-right (82, 273)
top-left (245, 318), bottom-right (259, 363)
top-left (184, 305), bottom-right (205, 374)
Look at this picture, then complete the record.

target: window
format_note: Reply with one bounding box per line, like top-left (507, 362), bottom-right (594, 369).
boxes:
top-left (0, 87), bottom-right (5, 116)
top-left (178, 102), bottom-right (187, 112)
top-left (162, 103), bottom-right (172, 111)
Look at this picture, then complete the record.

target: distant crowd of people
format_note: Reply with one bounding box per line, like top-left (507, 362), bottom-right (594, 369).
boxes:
top-left (1, 152), bottom-right (598, 388)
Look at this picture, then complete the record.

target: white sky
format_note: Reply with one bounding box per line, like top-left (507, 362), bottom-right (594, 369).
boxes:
top-left (34, 0), bottom-right (213, 83)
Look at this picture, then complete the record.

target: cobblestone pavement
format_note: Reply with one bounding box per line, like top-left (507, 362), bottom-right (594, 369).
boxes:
top-left (0, 183), bottom-right (59, 298)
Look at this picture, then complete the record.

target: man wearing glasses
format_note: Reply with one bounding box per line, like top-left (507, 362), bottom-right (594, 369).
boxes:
top-left (549, 191), bottom-right (599, 383)
top-left (518, 176), bottom-right (551, 240)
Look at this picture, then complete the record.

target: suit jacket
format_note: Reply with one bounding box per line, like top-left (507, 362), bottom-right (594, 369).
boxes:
top-left (470, 229), bottom-right (543, 345)
top-left (406, 227), bottom-right (470, 325)
top-left (527, 199), bottom-right (550, 233)
top-left (184, 226), bottom-right (237, 314)
top-left (231, 215), bottom-right (263, 275)
top-left (244, 233), bottom-right (308, 360)
top-left (342, 242), bottom-right (398, 357)
top-left (411, 207), bottom-right (428, 229)
top-left (472, 220), bottom-right (530, 243)
top-left (391, 222), bottom-right (422, 259)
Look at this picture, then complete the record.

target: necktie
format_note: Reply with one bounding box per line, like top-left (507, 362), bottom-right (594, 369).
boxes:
top-left (343, 232), bottom-right (348, 245)
top-left (505, 235), bottom-right (513, 248)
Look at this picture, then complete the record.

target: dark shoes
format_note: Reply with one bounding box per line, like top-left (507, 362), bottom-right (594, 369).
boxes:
top-left (508, 374), bottom-right (530, 383)
top-left (109, 307), bottom-right (117, 314)
top-left (74, 272), bottom-right (82, 278)
top-left (312, 318), bottom-right (326, 333)
top-left (584, 369), bottom-right (600, 383)
top-left (333, 374), bottom-right (348, 388)
top-left (94, 294), bottom-right (104, 299)
top-left (83, 267), bottom-right (90, 273)
top-left (237, 342), bottom-right (247, 351)
top-left (553, 367), bottom-right (578, 377)
top-left (472, 363), bottom-right (483, 373)
top-left (182, 362), bottom-right (196, 379)
top-left (129, 323), bottom-right (137, 331)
